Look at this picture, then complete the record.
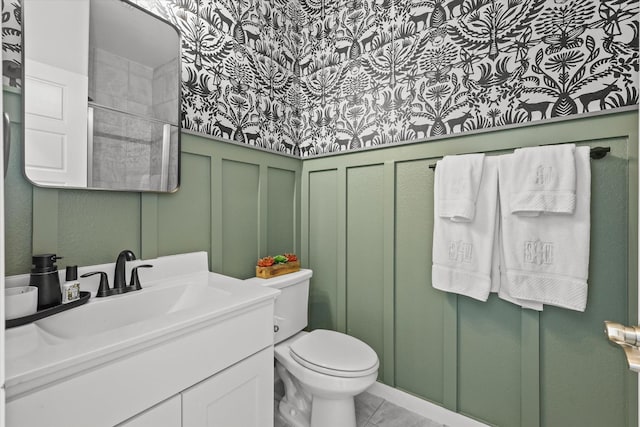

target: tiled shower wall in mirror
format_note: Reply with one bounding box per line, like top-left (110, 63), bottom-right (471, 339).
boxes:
top-left (4, 0), bottom-right (638, 157)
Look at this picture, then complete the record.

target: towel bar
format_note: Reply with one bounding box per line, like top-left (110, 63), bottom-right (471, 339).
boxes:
top-left (427, 146), bottom-right (610, 170)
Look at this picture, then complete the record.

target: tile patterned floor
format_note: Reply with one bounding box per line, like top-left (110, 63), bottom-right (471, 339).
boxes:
top-left (274, 388), bottom-right (444, 427)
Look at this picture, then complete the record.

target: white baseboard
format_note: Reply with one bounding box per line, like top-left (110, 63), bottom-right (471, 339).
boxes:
top-left (367, 382), bottom-right (490, 427)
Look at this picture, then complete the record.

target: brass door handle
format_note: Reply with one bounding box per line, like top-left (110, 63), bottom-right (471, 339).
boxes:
top-left (604, 321), bottom-right (640, 347)
top-left (604, 321), bottom-right (640, 373)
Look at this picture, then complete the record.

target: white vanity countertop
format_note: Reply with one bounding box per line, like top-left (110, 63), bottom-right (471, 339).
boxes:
top-left (4, 252), bottom-right (279, 398)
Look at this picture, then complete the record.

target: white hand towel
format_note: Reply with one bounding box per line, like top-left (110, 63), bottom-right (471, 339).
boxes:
top-left (432, 156), bottom-right (498, 301)
top-left (437, 153), bottom-right (485, 222)
top-left (498, 147), bottom-right (590, 312)
top-left (509, 144), bottom-right (577, 216)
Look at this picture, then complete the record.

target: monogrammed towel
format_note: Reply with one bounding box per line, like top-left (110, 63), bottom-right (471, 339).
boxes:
top-left (437, 153), bottom-right (485, 222)
top-left (490, 202), bottom-right (544, 310)
top-left (498, 147), bottom-right (590, 311)
top-left (509, 144), bottom-right (577, 216)
top-left (432, 156), bottom-right (498, 301)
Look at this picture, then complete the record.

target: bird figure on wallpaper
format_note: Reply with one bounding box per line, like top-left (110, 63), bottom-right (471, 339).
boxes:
top-left (542, 25), bottom-right (586, 54)
top-left (230, 78), bottom-right (250, 97)
top-left (424, 64), bottom-right (453, 86)
top-left (345, 92), bottom-right (365, 107)
top-left (374, 87), bottom-right (412, 113)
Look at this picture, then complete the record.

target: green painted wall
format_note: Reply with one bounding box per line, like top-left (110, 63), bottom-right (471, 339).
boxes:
top-left (4, 84), bottom-right (639, 426)
top-left (3, 89), bottom-right (301, 278)
top-left (301, 110), bottom-right (639, 427)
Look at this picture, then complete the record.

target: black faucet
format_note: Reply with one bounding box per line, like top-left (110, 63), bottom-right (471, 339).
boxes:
top-left (81, 250), bottom-right (151, 297)
top-left (114, 249), bottom-right (136, 291)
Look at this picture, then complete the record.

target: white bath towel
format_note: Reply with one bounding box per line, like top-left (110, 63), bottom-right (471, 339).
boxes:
top-left (490, 199), bottom-right (544, 310)
top-left (509, 144), bottom-right (577, 216)
top-left (437, 153), bottom-right (485, 222)
top-left (432, 156), bottom-right (498, 301)
top-left (498, 147), bottom-right (590, 312)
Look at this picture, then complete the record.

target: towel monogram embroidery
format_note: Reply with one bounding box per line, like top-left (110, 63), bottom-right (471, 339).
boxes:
top-left (524, 240), bottom-right (554, 265)
top-left (534, 165), bottom-right (554, 186)
top-left (449, 240), bottom-right (473, 263)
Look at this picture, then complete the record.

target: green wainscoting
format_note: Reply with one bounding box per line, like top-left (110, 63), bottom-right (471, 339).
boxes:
top-left (301, 110), bottom-right (639, 427)
top-left (3, 89), bottom-right (301, 278)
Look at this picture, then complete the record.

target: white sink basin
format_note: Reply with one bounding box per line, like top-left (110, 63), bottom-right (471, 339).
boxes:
top-left (4, 252), bottom-right (279, 400)
top-left (35, 280), bottom-right (232, 340)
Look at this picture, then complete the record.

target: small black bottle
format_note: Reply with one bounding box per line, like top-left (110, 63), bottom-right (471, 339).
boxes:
top-left (30, 254), bottom-right (63, 309)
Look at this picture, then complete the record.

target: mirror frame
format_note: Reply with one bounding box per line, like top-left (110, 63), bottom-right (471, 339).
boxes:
top-left (21, 0), bottom-right (182, 193)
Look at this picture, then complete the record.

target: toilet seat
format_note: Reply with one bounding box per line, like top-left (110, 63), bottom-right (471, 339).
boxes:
top-left (289, 329), bottom-right (379, 378)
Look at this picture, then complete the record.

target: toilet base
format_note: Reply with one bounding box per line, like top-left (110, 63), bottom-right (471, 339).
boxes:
top-left (277, 362), bottom-right (311, 427)
top-left (276, 361), bottom-right (359, 427)
top-left (310, 396), bottom-right (357, 427)
top-left (279, 393), bottom-right (358, 427)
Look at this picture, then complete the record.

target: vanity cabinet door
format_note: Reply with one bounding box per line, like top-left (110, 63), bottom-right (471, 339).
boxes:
top-left (118, 395), bottom-right (181, 427)
top-left (182, 347), bottom-right (274, 427)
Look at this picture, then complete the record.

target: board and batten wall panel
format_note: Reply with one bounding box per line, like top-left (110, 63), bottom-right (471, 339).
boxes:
top-left (221, 160), bottom-right (260, 279)
top-left (394, 159), bottom-right (445, 403)
top-left (156, 152), bottom-right (212, 260)
top-left (346, 165), bottom-right (386, 381)
top-left (457, 297), bottom-right (522, 426)
top-left (302, 110), bottom-right (638, 427)
top-left (267, 167), bottom-right (296, 256)
top-left (307, 170), bottom-right (339, 331)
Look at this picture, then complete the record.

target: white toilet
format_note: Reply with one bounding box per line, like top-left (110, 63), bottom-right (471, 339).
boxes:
top-left (245, 269), bottom-right (379, 427)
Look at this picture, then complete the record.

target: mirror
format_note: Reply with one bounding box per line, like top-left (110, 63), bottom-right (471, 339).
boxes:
top-left (22, 0), bottom-right (181, 192)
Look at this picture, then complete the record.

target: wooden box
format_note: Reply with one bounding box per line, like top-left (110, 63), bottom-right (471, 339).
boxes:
top-left (255, 261), bottom-right (300, 279)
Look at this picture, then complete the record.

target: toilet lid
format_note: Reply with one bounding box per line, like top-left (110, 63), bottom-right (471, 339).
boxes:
top-left (289, 330), bottom-right (379, 378)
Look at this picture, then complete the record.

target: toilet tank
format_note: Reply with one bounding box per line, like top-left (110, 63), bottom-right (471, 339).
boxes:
top-left (245, 269), bottom-right (313, 344)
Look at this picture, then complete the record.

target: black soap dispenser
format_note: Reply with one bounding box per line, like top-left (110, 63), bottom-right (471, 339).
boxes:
top-left (30, 254), bottom-right (63, 309)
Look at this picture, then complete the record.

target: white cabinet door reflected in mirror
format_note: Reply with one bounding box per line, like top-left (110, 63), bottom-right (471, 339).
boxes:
top-left (23, 0), bottom-right (181, 192)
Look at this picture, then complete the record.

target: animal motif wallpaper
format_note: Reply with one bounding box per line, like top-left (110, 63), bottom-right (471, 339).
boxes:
top-left (3, 0), bottom-right (638, 157)
top-left (2, 0), bottom-right (22, 88)
top-left (296, 0), bottom-right (638, 156)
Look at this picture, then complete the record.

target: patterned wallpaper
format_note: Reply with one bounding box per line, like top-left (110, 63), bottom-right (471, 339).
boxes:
top-left (4, 0), bottom-right (638, 157)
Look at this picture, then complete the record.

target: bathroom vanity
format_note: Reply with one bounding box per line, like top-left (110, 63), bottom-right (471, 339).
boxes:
top-left (4, 252), bottom-right (278, 427)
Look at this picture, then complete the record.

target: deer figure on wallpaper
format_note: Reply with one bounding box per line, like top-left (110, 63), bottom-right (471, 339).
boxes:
top-left (360, 31), bottom-right (378, 50)
top-left (408, 121), bottom-right (430, 138)
top-left (245, 29), bottom-right (260, 48)
top-left (578, 82), bottom-right (622, 112)
top-left (217, 122), bottom-right (234, 139)
top-left (517, 99), bottom-right (551, 120)
top-left (446, 111), bottom-right (472, 133)
top-left (408, 9), bottom-right (430, 31)
top-left (214, 8), bottom-right (234, 33)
